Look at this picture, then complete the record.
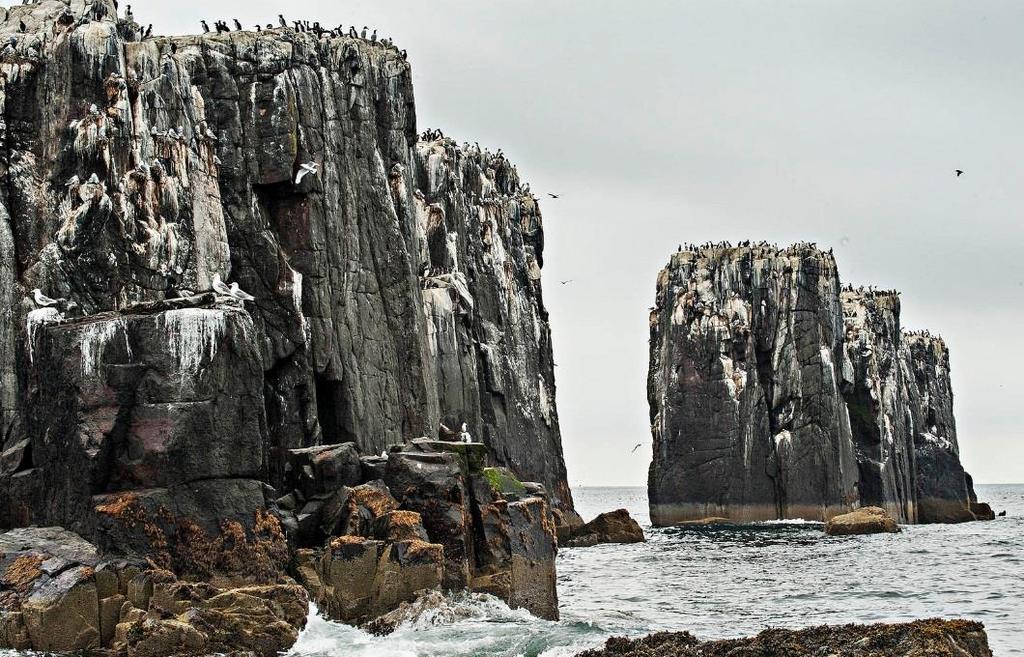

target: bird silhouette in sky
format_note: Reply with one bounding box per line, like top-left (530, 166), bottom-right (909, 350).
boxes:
top-left (560, 280), bottom-right (573, 285)
top-left (548, 193), bottom-right (560, 199)
top-left (631, 443), bottom-right (643, 453)
top-left (955, 169), bottom-right (964, 177)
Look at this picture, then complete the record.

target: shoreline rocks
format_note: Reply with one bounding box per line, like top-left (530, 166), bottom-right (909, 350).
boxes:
top-left (648, 243), bottom-right (990, 526)
top-left (576, 619), bottom-right (993, 657)
top-left (824, 506), bottom-right (901, 536)
top-left (564, 509), bottom-right (645, 548)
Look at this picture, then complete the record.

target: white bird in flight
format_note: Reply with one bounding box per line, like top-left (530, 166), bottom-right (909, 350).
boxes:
top-left (32, 288), bottom-right (60, 307)
top-left (295, 162), bottom-right (319, 184)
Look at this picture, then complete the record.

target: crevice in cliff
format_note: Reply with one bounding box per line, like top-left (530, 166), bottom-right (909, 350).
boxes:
top-left (313, 373), bottom-right (357, 445)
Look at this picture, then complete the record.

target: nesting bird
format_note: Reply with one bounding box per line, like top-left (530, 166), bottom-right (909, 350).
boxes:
top-left (32, 289), bottom-right (60, 307)
top-left (295, 161), bottom-right (319, 184)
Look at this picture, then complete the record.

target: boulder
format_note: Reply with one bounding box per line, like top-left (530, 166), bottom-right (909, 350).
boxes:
top-left (564, 509), bottom-right (645, 548)
top-left (285, 444), bottom-right (363, 498)
top-left (824, 507), bottom-right (901, 536)
top-left (970, 502), bottom-right (995, 521)
top-left (295, 536), bottom-right (443, 626)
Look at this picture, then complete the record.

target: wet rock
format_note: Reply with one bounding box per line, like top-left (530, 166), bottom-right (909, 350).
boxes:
top-left (564, 509), bottom-right (645, 548)
top-left (294, 536), bottom-right (444, 626)
top-left (576, 618), bottom-right (992, 657)
top-left (824, 506), bottom-right (901, 536)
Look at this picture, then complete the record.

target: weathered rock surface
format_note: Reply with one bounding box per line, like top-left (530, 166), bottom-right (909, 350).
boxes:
top-left (576, 618), bottom-right (993, 657)
top-left (648, 244), bottom-right (985, 526)
top-left (824, 506), bottom-right (901, 536)
top-left (0, 0), bottom-right (575, 651)
top-left (564, 509), bottom-right (645, 548)
top-left (0, 527), bottom-right (307, 655)
top-left (648, 244), bottom-right (858, 524)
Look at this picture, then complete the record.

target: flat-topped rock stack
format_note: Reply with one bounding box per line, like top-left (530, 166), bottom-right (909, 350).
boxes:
top-left (648, 242), bottom-right (985, 526)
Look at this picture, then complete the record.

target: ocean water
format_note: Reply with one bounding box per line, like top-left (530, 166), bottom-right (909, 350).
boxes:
top-left (288, 484), bottom-right (1024, 657)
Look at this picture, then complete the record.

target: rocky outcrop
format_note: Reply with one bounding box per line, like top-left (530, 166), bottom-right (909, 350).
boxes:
top-left (824, 506), bottom-right (901, 536)
top-left (648, 243), bottom-right (984, 526)
top-left (648, 244), bottom-right (858, 524)
top-left (289, 439), bottom-right (560, 624)
top-left (564, 509), bottom-right (645, 548)
top-left (0, 527), bottom-right (308, 655)
top-left (576, 619), bottom-right (993, 657)
top-left (0, 0), bottom-right (575, 651)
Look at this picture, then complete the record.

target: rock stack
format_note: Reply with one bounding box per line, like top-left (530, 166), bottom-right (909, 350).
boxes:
top-left (0, 1), bottom-right (574, 653)
top-left (647, 243), bottom-right (984, 526)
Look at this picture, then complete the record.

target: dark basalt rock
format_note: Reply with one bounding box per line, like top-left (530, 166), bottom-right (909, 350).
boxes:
top-left (576, 618), bottom-right (992, 657)
top-left (648, 244), bottom-right (986, 526)
top-left (0, 0), bottom-right (575, 651)
top-left (564, 509), bottom-right (645, 548)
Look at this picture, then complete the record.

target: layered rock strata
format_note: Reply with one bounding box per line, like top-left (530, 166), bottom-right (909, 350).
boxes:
top-left (648, 244), bottom-right (982, 525)
top-left (0, 0), bottom-right (573, 652)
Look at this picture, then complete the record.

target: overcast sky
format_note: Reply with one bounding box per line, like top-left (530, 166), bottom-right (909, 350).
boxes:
top-left (146, 0), bottom-right (1024, 486)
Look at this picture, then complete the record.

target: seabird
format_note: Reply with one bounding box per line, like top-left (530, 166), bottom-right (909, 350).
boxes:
top-left (87, 173), bottom-right (100, 184)
top-left (631, 443), bottom-right (643, 453)
top-left (559, 280), bottom-right (573, 285)
top-left (459, 422), bottom-right (472, 444)
top-left (32, 289), bottom-right (60, 307)
top-left (279, 14), bottom-right (287, 28)
top-left (233, 19), bottom-right (242, 31)
top-left (212, 273), bottom-right (233, 297)
top-left (170, 42), bottom-right (177, 54)
top-left (547, 193), bottom-right (560, 199)
top-left (19, 20), bottom-right (25, 32)
top-left (955, 169), bottom-right (964, 177)
top-left (295, 161), bottom-right (319, 184)
top-left (201, 20), bottom-right (209, 33)
top-left (360, 26), bottom-right (367, 39)
top-left (228, 282), bottom-right (255, 302)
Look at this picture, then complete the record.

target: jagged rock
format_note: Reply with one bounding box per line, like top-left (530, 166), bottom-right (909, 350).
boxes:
top-left (824, 506), bottom-right (901, 536)
top-left (294, 536), bottom-right (444, 626)
top-left (576, 619), bottom-right (993, 657)
top-left (0, 527), bottom-right (306, 655)
top-left (0, 0), bottom-right (578, 647)
top-left (385, 449), bottom-right (473, 589)
top-left (564, 509), bottom-right (645, 548)
top-left (648, 244), bottom-right (987, 526)
top-left (285, 444), bottom-right (363, 498)
top-left (0, 0), bottom-right (576, 542)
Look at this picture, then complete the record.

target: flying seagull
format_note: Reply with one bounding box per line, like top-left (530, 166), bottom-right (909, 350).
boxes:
top-left (560, 280), bottom-right (573, 285)
top-left (631, 443), bottom-right (643, 453)
top-left (547, 193), bottom-right (560, 199)
top-left (955, 169), bottom-right (964, 177)
top-left (295, 162), bottom-right (319, 184)
top-left (228, 282), bottom-right (255, 302)
top-left (32, 289), bottom-right (60, 307)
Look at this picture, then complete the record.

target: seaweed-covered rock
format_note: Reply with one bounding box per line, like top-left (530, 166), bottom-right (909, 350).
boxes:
top-left (576, 619), bottom-right (992, 657)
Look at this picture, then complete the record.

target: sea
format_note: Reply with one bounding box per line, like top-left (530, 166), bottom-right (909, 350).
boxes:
top-left (289, 484), bottom-right (1024, 657)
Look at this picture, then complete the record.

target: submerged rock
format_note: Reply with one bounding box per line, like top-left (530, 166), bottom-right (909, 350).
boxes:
top-left (564, 509), bottom-right (645, 548)
top-left (824, 506), bottom-right (901, 536)
top-left (648, 243), bottom-right (987, 526)
top-left (576, 618), bottom-right (992, 657)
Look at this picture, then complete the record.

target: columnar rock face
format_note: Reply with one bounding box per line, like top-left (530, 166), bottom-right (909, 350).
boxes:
top-left (0, 0), bottom-right (573, 651)
top-left (0, 0), bottom-right (573, 519)
top-left (648, 243), bottom-right (982, 526)
top-left (648, 245), bottom-right (859, 524)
